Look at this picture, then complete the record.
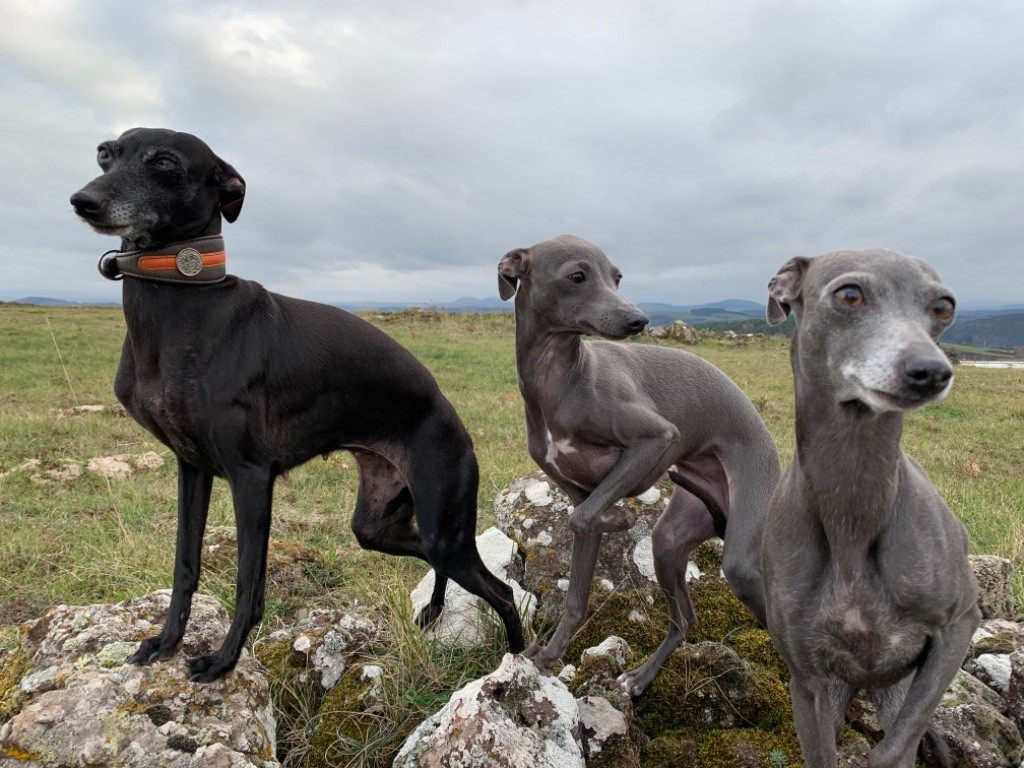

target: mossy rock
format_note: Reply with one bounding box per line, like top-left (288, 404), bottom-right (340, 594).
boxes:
top-left (730, 628), bottom-right (788, 681)
top-left (0, 634), bottom-right (31, 723)
top-left (307, 663), bottom-right (385, 765)
top-left (694, 727), bottom-right (803, 767)
top-left (635, 643), bottom-right (791, 737)
top-left (970, 633), bottom-right (1016, 657)
top-left (643, 732), bottom-right (700, 768)
top-left (687, 574), bottom-right (759, 644)
top-left (565, 593), bottom-right (671, 664)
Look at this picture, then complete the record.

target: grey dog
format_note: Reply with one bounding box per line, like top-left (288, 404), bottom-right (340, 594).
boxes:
top-left (499, 234), bottom-right (780, 695)
top-left (764, 248), bottom-right (980, 767)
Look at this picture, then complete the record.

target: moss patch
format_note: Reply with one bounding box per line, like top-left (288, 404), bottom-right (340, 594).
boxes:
top-left (565, 594), bottom-right (671, 664)
top-left (730, 629), bottom-right (788, 681)
top-left (307, 663), bottom-right (383, 766)
top-left (0, 635), bottom-right (31, 723)
top-left (694, 728), bottom-right (803, 767)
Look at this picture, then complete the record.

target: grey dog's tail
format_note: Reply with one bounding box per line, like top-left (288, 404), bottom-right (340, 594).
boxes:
top-left (667, 470), bottom-right (727, 539)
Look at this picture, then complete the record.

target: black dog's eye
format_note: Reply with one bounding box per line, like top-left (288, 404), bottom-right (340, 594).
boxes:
top-left (932, 297), bottom-right (955, 320)
top-left (97, 146), bottom-right (111, 163)
top-left (151, 156), bottom-right (178, 171)
top-left (569, 272), bottom-right (586, 284)
top-left (834, 285), bottom-right (864, 308)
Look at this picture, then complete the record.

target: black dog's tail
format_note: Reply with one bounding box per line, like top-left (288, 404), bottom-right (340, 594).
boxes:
top-left (667, 470), bottom-right (727, 539)
top-left (919, 727), bottom-right (951, 768)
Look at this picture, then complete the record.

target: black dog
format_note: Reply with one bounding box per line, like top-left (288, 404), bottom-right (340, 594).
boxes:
top-left (70, 128), bottom-right (524, 681)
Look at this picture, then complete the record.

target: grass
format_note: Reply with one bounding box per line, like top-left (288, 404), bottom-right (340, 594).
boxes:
top-left (1, 303), bottom-right (1022, 764)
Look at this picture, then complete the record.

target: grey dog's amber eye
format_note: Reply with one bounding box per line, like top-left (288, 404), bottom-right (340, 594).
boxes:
top-left (834, 285), bottom-right (864, 308)
top-left (97, 146), bottom-right (111, 162)
top-left (933, 297), bottom-right (955, 320)
top-left (569, 272), bottom-right (586, 284)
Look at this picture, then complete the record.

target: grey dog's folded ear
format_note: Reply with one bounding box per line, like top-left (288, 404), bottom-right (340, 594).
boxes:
top-left (498, 248), bottom-right (529, 300)
top-left (767, 256), bottom-right (811, 325)
top-left (213, 156), bottom-right (246, 223)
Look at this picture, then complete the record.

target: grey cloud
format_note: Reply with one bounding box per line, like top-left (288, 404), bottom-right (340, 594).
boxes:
top-left (1, 0), bottom-right (1021, 306)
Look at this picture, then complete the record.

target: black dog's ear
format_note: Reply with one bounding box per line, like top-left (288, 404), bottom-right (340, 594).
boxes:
top-left (498, 247), bottom-right (529, 300)
top-left (213, 156), bottom-right (246, 223)
top-left (767, 256), bottom-right (811, 325)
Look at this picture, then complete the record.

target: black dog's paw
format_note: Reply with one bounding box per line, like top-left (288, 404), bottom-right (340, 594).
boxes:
top-left (187, 653), bottom-right (236, 683)
top-left (127, 636), bottom-right (177, 666)
top-left (415, 603), bottom-right (444, 629)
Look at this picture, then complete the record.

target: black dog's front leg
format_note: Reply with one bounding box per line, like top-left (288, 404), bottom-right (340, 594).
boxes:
top-left (129, 458), bottom-right (213, 666)
top-left (187, 466), bottom-right (274, 682)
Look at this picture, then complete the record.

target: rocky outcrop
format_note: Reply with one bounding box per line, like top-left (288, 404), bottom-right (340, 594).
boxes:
top-left (970, 556), bottom-right (1020, 621)
top-left (647, 321), bottom-right (700, 344)
top-left (0, 591), bottom-right (277, 767)
top-left (393, 653), bottom-right (583, 768)
top-left (409, 527), bottom-right (536, 649)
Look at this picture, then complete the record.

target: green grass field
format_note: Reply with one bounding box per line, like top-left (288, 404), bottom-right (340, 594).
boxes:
top-left (1, 303), bottom-right (1021, 622)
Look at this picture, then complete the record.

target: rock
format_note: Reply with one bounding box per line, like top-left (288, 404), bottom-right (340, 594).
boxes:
top-left (496, 473), bottom-right (756, 664)
top-left (0, 591), bottom-right (278, 767)
top-left (134, 451), bottom-right (165, 471)
top-left (409, 527), bottom-right (536, 648)
top-left (647, 320), bottom-right (700, 344)
top-left (932, 670), bottom-right (1024, 768)
top-left (966, 653), bottom-right (1014, 692)
top-left (634, 642), bottom-right (791, 735)
top-left (570, 637), bottom-right (643, 767)
top-left (1007, 651), bottom-right (1024, 734)
top-left (970, 556), bottom-right (1020, 620)
top-left (393, 653), bottom-right (583, 768)
top-left (86, 455), bottom-right (134, 479)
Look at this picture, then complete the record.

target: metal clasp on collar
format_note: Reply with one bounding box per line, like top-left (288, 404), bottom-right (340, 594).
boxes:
top-left (98, 249), bottom-right (123, 280)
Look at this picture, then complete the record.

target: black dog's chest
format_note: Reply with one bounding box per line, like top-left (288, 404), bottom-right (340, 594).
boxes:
top-left (116, 353), bottom-right (212, 470)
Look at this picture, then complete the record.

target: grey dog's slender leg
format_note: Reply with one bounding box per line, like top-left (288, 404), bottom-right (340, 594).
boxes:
top-left (524, 531), bottom-right (603, 667)
top-left (868, 611), bottom-right (978, 768)
top-left (619, 488), bottom-right (715, 695)
top-left (790, 676), bottom-right (840, 767)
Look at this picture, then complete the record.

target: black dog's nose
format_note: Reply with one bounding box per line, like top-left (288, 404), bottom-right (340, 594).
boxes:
top-left (70, 190), bottom-right (103, 216)
top-left (903, 355), bottom-right (953, 395)
top-left (626, 312), bottom-right (649, 334)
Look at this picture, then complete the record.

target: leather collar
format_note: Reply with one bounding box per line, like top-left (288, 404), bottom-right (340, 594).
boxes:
top-left (98, 235), bottom-right (227, 284)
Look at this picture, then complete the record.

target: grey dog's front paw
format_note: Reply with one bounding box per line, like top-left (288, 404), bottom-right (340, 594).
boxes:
top-left (522, 643), bottom-right (562, 670)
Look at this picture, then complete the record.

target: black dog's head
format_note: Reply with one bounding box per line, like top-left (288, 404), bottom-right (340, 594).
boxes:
top-left (70, 128), bottom-right (245, 249)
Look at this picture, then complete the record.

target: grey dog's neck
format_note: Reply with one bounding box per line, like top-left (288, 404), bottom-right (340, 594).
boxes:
top-left (513, 296), bottom-right (585, 407)
top-left (790, 334), bottom-right (906, 571)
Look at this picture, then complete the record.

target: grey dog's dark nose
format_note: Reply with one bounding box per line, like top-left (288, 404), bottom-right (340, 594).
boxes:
top-left (70, 190), bottom-right (103, 216)
top-left (626, 312), bottom-right (649, 334)
top-left (902, 355), bottom-right (953, 395)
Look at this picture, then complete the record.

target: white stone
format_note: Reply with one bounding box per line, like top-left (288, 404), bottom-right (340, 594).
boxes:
top-left (292, 635), bottom-right (311, 654)
top-left (410, 527), bottom-right (537, 649)
top-left (599, 579), bottom-right (614, 592)
top-left (557, 579), bottom-right (570, 591)
top-left (686, 560), bottom-right (702, 583)
top-left (581, 636), bottom-right (631, 667)
top-left (975, 653), bottom-right (1013, 691)
top-left (577, 695), bottom-right (628, 756)
top-left (632, 536), bottom-right (656, 582)
top-left (536, 530), bottom-right (553, 547)
top-left (524, 480), bottom-right (554, 507)
top-left (558, 664), bottom-right (577, 683)
top-left (636, 487), bottom-right (661, 505)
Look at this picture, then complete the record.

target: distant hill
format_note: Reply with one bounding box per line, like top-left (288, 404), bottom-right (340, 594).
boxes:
top-left (12, 297), bottom-right (120, 307)
top-left (941, 313), bottom-right (1024, 350)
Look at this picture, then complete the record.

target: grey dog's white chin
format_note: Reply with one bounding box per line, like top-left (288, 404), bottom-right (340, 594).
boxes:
top-left (852, 382), bottom-right (952, 413)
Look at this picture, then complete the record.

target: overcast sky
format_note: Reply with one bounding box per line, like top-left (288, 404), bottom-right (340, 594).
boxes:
top-left (2, 0), bottom-right (1023, 306)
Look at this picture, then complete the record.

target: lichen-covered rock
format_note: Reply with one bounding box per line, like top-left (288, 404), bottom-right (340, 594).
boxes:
top-left (394, 653), bottom-right (583, 768)
top-left (307, 662), bottom-right (386, 762)
top-left (635, 643), bottom-right (791, 737)
top-left (931, 669), bottom-right (1024, 768)
top-left (495, 473), bottom-right (673, 625)
top-left (648, 321), bottom-right (700, 345)
top-left (569, 637), bottom-right (643, 767)
top-left (496, 472), bottom-right (756, 651)
top-left (0, 591), bottom-right (277, 767)
top-left (409, 527), bottom-right (536, 648)
top-left (969, 556), bottom-right (1020, 620)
